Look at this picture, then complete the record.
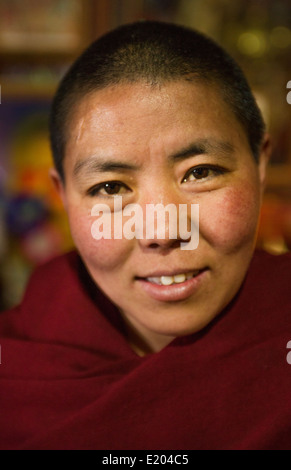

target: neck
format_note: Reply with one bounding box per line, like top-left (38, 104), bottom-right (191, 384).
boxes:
top-left (120, 314), bottom-right (175, 357)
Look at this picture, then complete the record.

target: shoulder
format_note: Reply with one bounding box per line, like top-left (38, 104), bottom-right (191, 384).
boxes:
top-left (250, 249), bottom-right (291, 292)
top-left (240, 249), bottom-right (291, 325)
top-left (26, 250), bottom-right (81, 286)
top-left (21, 249), bottom-right (103, 311)
top-left (248, 249), bottom-right (291, 287)
top-left (251, 249), bottom-right (291, 271)
top-left (15, 250), bottom-right (81, 307)
top-left (0, 249), bottom-right (124, 344)
top-left (0, 251), bottom-right (92, 335)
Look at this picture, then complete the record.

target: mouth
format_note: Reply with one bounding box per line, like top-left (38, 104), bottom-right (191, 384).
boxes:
top-left (135, 268), bottom-right (209, 302)
top-left (144, 270), bottom-right (201, 286)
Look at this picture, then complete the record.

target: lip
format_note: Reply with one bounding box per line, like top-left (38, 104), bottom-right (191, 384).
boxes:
top-left (135, 268), bottom-right (209, 302)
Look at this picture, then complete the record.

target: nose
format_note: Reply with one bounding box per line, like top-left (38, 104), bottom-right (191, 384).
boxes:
top-left (140, 203), bottom-right (182, 250)
top-left (136, 190), bottom-right (194, 251)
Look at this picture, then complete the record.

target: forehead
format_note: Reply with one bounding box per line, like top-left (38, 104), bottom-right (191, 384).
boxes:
top-left (64, 81), bottom-right (249, 167)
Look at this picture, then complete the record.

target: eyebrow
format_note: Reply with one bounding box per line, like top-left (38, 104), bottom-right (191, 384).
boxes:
top-left (72, 138), bottom-right (235, 179)
top-left (168, 139), bottom-right (235, 164)
top-left (73, 158), bottom-right (140, 178)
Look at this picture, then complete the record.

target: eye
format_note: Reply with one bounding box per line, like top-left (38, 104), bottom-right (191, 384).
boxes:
top-left (87, 181), bottom-right (130, 197)
top-left (182, 165), bottom-right (226, 183)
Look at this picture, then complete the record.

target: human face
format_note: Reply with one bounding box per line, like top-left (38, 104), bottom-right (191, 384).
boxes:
top-left (53, 81), bottom-right (269, 355)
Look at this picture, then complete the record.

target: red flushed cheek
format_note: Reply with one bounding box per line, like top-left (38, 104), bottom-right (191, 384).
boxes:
top-left (199, 186), bottom-right (261, 251)
top-left (68, 210), bottom-right (132, 270)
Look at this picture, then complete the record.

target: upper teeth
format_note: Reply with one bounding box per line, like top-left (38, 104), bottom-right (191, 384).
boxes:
top-left (147, 272), bottom-right (198, 286)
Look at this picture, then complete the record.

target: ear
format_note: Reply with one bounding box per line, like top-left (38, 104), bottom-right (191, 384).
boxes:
top-left (49, 168), bottom-right (67, 210)
top-left (258, 133), bottom-right (272, 191)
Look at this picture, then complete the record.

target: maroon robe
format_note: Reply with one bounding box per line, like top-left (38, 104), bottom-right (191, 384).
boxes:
top-left (0, 250), bottom-right (291, 450)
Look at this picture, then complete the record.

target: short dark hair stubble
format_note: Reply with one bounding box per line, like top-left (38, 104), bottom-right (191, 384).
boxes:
top-left (49, 20), bottom-right (266, 181)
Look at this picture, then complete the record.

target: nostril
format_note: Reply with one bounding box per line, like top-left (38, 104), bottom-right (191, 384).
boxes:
top-left (148, 242), bottom-right (160, 249)
top-left (147, 240), bottom-right (182, 250)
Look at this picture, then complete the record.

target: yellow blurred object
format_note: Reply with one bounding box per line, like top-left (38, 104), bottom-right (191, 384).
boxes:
top-left (237, 30), bottom-right (267, 57)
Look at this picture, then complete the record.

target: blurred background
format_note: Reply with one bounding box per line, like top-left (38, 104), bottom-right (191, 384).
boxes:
top-left (0, 0), bottom-right (290, 310)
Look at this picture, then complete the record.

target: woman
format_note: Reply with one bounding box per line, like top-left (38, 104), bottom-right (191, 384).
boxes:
top-left (0, 21), bottom-right (290, 450)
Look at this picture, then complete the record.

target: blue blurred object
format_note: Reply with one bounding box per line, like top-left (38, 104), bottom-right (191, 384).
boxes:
top-left (5, 194), bottom-right (48, 236)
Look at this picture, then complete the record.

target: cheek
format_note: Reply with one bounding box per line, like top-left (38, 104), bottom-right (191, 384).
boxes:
top-left (67, 207), bottom-right (132, 271)
top-left (199, 185), bottom-right (261, 251)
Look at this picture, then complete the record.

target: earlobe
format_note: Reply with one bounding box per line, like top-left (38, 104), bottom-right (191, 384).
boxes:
top-left (49, 168), bottom-right (67, 210)
top-left (258, 134), bottom-right (272, 189)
